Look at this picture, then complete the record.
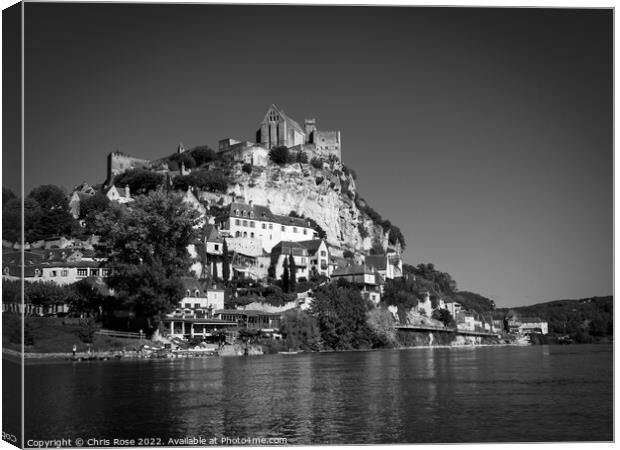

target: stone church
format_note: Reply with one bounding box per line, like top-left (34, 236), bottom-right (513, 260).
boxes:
top-left (255, 104), bottom-right (342, 160)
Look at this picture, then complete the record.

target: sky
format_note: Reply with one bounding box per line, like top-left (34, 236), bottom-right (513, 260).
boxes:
top-left (7, 3), bottom-right (613, 307)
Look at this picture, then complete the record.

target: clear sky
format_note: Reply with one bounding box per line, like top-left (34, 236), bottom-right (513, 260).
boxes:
top-left (11, 4), bottom-right (613, 307)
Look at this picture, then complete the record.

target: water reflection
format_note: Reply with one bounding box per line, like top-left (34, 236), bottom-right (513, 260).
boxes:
top-left (24, 345), bottom-right (612, 444)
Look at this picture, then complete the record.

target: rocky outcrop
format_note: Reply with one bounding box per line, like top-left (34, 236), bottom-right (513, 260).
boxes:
top-left (202, 160), bottom-right (390, 253)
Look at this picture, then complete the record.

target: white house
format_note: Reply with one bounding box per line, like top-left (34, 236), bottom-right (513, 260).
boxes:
top-left (216, 201), bottom-right (317, 253)
top-left (106, 185), bottom-right (132, 204)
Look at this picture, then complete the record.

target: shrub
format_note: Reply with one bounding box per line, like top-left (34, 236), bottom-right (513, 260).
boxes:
top-left (169, 152), bottom-right (196, 169)
top-left (189, 146), bottom-right (217, 165)
top-left (358, 222), bottom-right (369, 238)
top-left (310, 157), bottom-right (323, 169)
top-left (269, 146), bottom-right (289, 165)
top-left (242, 163), bottom-right (252, 174)
top-left (296, 151), bottom-right (308, 164)
top-left (315, 176), bottom-right (324, 185)
top-left (343, 250), bottom-right (354, 259)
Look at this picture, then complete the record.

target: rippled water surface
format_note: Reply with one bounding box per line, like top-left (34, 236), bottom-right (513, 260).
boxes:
top-left (24, 344), bottom-right (612, 444)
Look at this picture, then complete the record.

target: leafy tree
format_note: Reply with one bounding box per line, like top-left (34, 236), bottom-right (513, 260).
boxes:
top-left (28, 185), bottom-right (67, 210)
top-left (432, 309), bottom-right (456, 327)
top-left (310, 283), bottom-right (374, 350)
top-left (222, 239), bottom-right (230, 283)
top-left (189, 146), bottom-right (218, 166)
top-left (310, 157), bottom-right (323, 169)
top-left (2, 197), bottom-right (22, 242)
top-left (280, 309), bottom-right (321, 351)
top-left (288, 254), bottom-right (296, 293)
top-left (269, 146), bottom-right (289, 165)
top-left (3, 187), bottom-right (16, 205)
top-left (25, 281), bottom-right (72, 306)
top-left (113, 169), bottom-right (165, 195)
top-left (343, 250), bottom-right (354, 259)
top-left (212, 260), bottom-right (218, 281)
top-left (366, 308), bottom-right (397, 347)
top-left (242, 163), bottom-right (252, 174)
top-left (79, 192), bottom-right (110, 220)
top-left (69, 278), bottom-right (106, 318)
top-left (296, 151), bottom-right (308, 164)
top-left (172, 169), bottom-right (230, 192)
top-left (92, 190), bottom-right (199, 328)
top-left (169, 152), bottom-right (196, 169)
top-left (282, 258), bottom-right (290, 293)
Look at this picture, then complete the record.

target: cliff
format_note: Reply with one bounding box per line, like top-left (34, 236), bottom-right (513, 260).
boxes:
top-left (202, 159), bottom-right (392, 253)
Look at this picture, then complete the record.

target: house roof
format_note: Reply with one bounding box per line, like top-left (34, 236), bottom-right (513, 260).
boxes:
top-left (331, 264), bottom-right (374, 277)
top-left (365, 255), bottom-right (387, 271)
top-left (203, 224), bottom-right (223, 244)
top-left (225, 202), bottom-right (312, 229)
top-left (297, 239), bottom-right (326, 256)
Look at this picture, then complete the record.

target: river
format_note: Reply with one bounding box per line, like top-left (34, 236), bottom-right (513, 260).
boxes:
top-left (20, 344), bottom-right (612, 444)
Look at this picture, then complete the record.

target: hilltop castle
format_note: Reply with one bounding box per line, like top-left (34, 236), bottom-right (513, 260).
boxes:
top-left (106, 105), bottom-right (342, 183)
top-left (218, 105), bottom-right (342, 164)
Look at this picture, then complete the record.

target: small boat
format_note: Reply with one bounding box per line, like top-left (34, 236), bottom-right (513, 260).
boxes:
top-left (514, 335), bottom-right (531, 346)
top-left (278, 350), bottom-right (301, 355)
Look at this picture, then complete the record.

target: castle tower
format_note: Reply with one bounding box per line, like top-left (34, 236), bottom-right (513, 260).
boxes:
top-left (304, 119), bottom-right (316, 144)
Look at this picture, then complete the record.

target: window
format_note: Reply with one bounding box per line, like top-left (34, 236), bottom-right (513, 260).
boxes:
top-left (250, 221), bottom-right (255, 228)
top-left (90, 269), bottom-right (99, 277)
top-left (235, 209), bottom-right (240, 216)
top-left (269, 223), bottom-right (273, 230)
top-left (303, 229), bottom-right (307, 235)
top-left (50, 271), bottom-right (57, 277)
top-left (195, 290), bottom-right (200, 297)
top-left (262, 223), bottom-right (266, 229)
top-left (194, 303), bottom-right (200, 309)
top-left (235, 231), bottom-right (241, 237)
top-left (61, 269), bottom-right (68, 277)
top-left (320, 250), bottom-right (326, 257)
top-left (243, 232), bottom-right (247, 237)
top-left (77, 268), bottom-right (87, 277)
top-left (250, 232), bottom-right (254, 238)
top-left (214, 244), bottom-right (219, 251)
top-left (242, 210), bottom-right (247, 217)
top-left (293, 227), bottom-right (297, 233)
top-left (235, 219), bottom-right (240, 226)
top-left (101, 269), bottom-right (109, 277)
top-left (281, 226), bottom-right (285, 232)
top-left (184, 303), bottom-right (191, 308)
top-left (249, 211), bottom-right (254, 218)
top-left (186, 290), bottom-right (191, 297)
top-left (242, 220), bottom-right (248, 227)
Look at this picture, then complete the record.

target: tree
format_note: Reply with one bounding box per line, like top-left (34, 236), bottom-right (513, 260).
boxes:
top-left (2, 197), bottom-right (22, 242)
top-left (28, 185), bottom-right (67, 210)
top-left (79, 192), bottom-right (110, 220)
top-left (269, 146), bottom-right (289, 165)
top-left (288, 254), bottom-right (296, 293)
top-left (282, 258), bottom-right (290, 293)
top-left (310, 283), bottom-right (374, 350)
top-left (3, 187), bottom-right (16, 205)
top-left (169, 152), bottom-right (196, 169)
top-left (189, 146), bottom-right (217, 166)
top-left (113, 169), bottom-right (165, 195)
top-left (296, 151), bottom-right (308, 164)
top-left (92, 190), bottom-right (200, 328)
top-left (69, 278), bottom-right (107, 318)
top-left (432, 309), bottom-right (456, 328)
top-left (212, 260), bottom-right (219, 281)
top-left (222, 239), bottom-right (230, 283)
top-left (280, 309), bottom-right (321, 351)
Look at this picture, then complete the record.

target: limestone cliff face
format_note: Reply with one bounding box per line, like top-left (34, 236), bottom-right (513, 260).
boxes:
top-left (205, 161), bottom-right (389, 253)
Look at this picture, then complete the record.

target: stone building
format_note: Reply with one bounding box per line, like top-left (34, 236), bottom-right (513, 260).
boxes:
top-left (254, 104), bottom-right (342, 161)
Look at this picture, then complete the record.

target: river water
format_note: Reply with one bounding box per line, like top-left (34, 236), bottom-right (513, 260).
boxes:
top-left (23, 344), bottom-right (612, 444)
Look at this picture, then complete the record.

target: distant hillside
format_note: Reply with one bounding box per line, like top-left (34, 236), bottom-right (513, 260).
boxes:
top-left (495, 296), bottom-right (613, 342)
top-left (453, 291), bottom-right (496, 314)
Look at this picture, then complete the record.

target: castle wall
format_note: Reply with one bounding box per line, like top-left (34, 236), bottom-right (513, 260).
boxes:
top-left (107, 152), bottom-right (151, 184)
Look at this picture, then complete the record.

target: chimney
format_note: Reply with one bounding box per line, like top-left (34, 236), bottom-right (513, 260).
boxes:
top-left (248, 200), bottom-right (253, 207)
top-left (125, 185), bottom-right (130, 198)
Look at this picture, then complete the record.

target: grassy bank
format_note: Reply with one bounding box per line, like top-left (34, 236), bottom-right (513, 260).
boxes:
top-left (3, 314), bottom-right (145, 354)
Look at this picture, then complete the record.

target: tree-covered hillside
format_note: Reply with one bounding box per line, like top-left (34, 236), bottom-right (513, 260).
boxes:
top-left (495, 296), bottom-right (613, 342)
